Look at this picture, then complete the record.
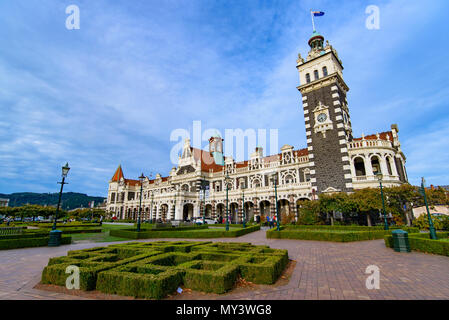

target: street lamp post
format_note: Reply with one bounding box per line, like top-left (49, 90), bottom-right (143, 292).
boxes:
top-left (225, 175), bottom-right (232, 231)
top-left (375, 172), bottom-right (389, 230)
top-left (271, 173), bottom-right (280, 231)
top-left (49, 162), bottom-right (70, 247)
top-left (420, 177), bottom-right (437, 240)
top-left (137, 173), bottom-right (145, 232)
top-left (53, 163), bottom-right (70, 231)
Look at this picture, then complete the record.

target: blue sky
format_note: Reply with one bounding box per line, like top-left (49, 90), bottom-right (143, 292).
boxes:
top-left (0, 0), bottom-right (448, 197)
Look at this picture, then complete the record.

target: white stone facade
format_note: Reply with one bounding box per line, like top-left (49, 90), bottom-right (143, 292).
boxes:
top-left (106, 31), bottom-right (408, 223)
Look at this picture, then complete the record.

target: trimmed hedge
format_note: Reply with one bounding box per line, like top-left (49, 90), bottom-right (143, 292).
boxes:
top-left (286, 225), bottom-right (420, 233)
top-left (42, 250), bottom-right (158, 290)
top-left (384, 232), bottom-right (449, 256)
top-left (34, 223), bottom-right (101, 229)
top-left (267, 226), bottom-right (419, 242)
top-left (110, 225), bottom-right (260, 239)
top-left (41, 240), bottom-right (288, 299)
top-left (0, 234), bottom-right (72, 250)
top-left (37, 227), bottom-right (102, 234)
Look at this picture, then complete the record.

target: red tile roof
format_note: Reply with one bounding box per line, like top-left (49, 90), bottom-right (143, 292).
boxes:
top-left (125, 179), bottom-right (140, 186)
top-left (353, 131), bottom-right (393, 142)
top-left (191, 147), bottom-right (224, 173)
top-left (111, 165), bottom-right (124, 182)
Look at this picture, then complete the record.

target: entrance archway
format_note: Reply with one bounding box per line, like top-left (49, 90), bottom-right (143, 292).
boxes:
top-left (278, 199), bottom-right (290, 216)
top-left (259, 200), bottom-right (271, 221)
top-left (205, 204), bottom-right (212, 218)
top-left (230, 203), bottom-right (239, 223)
top-left (183, 203), bottom-right (194, 221)
top-left (243, 201), bottom-right (254, 223)
top-left (160, 204), bottom-right (169, 222)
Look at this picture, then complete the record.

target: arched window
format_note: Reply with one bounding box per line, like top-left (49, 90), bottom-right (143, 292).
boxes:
top-left (314, 70), bottom-right (319, 80)
top-left (354, 157), bottom-right (366, 176)
top-left (253, 179), bottom-right (261, 188)
top-left (322, 66), bottom-right (328, 77)
top-left (305, 73), bottom-right (311, 83)
top-left (386, 157), bottom-right (393, 175)
top-left (371, 156), bottom-right (382, 175)
top-left (285, 174), bottom-right (294, 184)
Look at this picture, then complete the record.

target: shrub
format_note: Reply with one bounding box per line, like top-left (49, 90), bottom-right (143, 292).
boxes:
top-left (41, 240), bottom-right (288, 299)
top-left (286, 225), bottom-right (419, 233)
top-left (239, 253), bottom-right (289, 284)
top-left (0, 234), bottom-right (72, 250)
top-left (42, 250), bottom-right (158, 290)
top-left (412, 214), bottom-right (447, 230)
top-left (109, 225), bottom-right (260, 239)
top-left (384, 232), bottom-right (449, 256)
top-left (266, 226), bottom-right (419, 242)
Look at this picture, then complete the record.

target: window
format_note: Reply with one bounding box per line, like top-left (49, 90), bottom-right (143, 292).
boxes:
top-left (285, 175), bottom-right (294, 184)
top-left (305, 73), bottom-right (311, 83)
top-left (323, 66), bottom-right (328, 77)
top-left (314, 70), bottom-right (319, 80)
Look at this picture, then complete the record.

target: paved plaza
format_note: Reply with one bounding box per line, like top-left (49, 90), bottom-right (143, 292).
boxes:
top-left (0, 229), bottom-right (448, 300)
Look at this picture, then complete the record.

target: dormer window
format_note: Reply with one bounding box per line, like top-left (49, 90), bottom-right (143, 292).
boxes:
top-left (306, 73), bottom-right (311, 83)
top-left (314, 70), bottom-right (319, 80)
top-left (323, 66), bottom-right (328, 77)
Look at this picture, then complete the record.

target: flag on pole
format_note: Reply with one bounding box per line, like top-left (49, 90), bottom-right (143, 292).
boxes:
top-left (310, 11), bottom-right (325, 32)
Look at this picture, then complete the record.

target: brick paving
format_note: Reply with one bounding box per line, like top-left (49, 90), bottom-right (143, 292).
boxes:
top-left (0, 228), bottom-right (448, 300)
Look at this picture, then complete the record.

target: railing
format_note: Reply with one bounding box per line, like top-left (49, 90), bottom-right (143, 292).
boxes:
top-left (353, 175), bottom-right (398, 182)
top-left (210, 182), bottom-right (312, 197)
top-left (348, 139), bottom-right (392, 150)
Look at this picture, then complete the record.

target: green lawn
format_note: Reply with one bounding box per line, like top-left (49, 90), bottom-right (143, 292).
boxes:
top-left (70, 224), bottom-right (130, 243)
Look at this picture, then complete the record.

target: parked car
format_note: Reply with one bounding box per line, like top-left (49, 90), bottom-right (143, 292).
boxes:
top-left (193, 217), bottom-right (218, 225)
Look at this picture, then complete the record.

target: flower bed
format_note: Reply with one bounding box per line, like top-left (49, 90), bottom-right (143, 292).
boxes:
top-left (41, 241), bottom-right (288, 299)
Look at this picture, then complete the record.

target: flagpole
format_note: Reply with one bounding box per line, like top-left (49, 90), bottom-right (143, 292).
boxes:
top-left (310, 10), bottom-right (316, 32)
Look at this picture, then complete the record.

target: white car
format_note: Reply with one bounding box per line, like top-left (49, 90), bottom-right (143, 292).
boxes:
top-left (194, 217), bottom-right (217, 225)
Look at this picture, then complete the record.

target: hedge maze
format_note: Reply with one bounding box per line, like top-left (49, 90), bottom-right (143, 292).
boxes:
top-left (41, 241), bottom-right (289, 299)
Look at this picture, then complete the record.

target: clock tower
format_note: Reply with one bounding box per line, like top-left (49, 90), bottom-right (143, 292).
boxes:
top-left (296, 31), bottom-right (353, 194)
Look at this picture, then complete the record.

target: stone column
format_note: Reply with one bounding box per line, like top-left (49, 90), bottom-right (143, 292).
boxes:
top-left (253, 198), bottom-right (259, 222)
top-left (380, 155), bottom-right (390, 177)
top-left (270, 196), bottom-right (276, 218)
top-left (211, 200), bottom-right (216, 219)
top-left (389, 156), bottom-right (399, 177)
top-left (365, 155), bottom-right (374, 177)
top-left (238, 199), bottom-right (243, 223)
top-left (289, 194), bottom-right (297, 221)
top-left (193, 203), bottom-right (200, 218)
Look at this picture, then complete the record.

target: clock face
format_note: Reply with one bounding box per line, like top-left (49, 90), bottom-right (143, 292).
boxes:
top-left (317, 113), bottom-right (327, 123)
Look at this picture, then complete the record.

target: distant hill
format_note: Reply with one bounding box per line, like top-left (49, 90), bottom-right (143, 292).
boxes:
top-left (0, 192), bottom-right (106, 210)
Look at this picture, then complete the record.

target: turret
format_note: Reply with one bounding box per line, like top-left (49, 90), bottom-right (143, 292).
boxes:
top-left (209, 133), bottom-right (224, 165)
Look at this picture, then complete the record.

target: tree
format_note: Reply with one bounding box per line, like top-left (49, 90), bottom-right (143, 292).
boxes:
top-left (349, 188), bottom-right (383, 226)
top-left (297, 200), bottom-right (321, 225)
